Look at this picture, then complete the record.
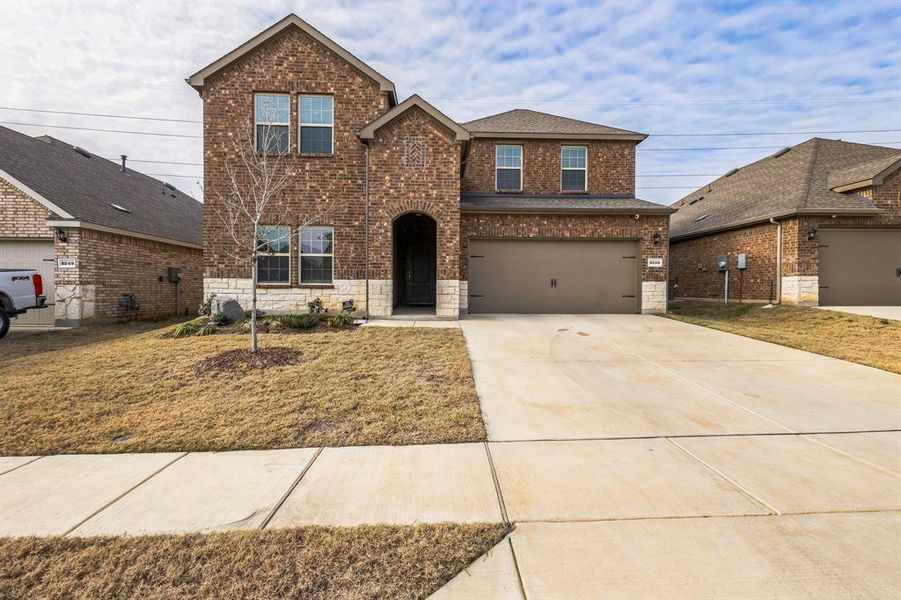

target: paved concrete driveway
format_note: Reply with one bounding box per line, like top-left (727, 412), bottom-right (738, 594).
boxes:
top-left (461, 314), bottom-right (901, 441)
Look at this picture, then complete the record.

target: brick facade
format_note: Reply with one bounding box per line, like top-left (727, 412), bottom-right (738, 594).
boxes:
top-left (53, 228), bottom-right (202, 322)
top-left (461, 139), bottom-right (636, 196)
top-left (0, 179), bottom-right (51, 239)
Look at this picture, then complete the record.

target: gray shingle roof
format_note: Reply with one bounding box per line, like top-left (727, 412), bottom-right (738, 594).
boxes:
top-left (463, 109), bottom-right (646, 139)
top-left (0, 126), bottom-right (202, 246)
top-left (461, 193), bottom-right (673, 214)
top-left (670, 138), bottom-right (897, 240)
top-left (827, 153), bottom-right (901, 190)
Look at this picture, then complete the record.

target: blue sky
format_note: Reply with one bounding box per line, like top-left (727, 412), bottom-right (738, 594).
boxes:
top-left (1, 0), bottom-right (899, 203)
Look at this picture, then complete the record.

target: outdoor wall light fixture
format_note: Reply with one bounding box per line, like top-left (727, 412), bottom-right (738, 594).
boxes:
top-left (55, 228), bottom-right (68, 243)
top-left (653, 232), bottom-right (661, 245)
top-left (806, 227), bottom-right (817, 241)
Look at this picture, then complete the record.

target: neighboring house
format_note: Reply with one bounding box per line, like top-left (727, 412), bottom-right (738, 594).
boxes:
top-left (188, 14), bottom-right (672, 318)
top-left (0, 126), bottom-right (203, 326)
top-left (669, 138), bottom-right (901, 306)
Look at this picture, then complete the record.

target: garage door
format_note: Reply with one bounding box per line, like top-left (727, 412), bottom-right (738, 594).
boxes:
top-left (0, 239), bottom-right (55, 326)
top-left (818, 229), bottom-right (901, 306)
top-left (468, 239), bottom-right (640, 314)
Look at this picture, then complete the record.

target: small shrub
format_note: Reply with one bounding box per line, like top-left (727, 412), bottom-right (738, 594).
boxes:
top-left (308, 298), bottom-right (326, 314)
top-left (211, 313), bottom-right (230, 326)
top-left (880, 318), bottom-right (890, 326)
top-left (198, 293), bottom-right (216, 317)
top-left (196, 323), bottom-right (218, 336)
top-left (172, 323), bottom-right (198, 338)
top-left (328, 312), bottom-right (355, 328)
top-left (245, 308), bottom-right (266, 319)
top-left (274, 314), bottom-right (320, 329)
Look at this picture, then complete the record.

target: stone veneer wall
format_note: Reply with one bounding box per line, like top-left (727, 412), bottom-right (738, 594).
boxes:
top-left (204, 278), bottom-right (366, 314)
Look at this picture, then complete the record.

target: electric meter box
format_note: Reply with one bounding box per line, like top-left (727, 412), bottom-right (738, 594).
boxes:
top-left (737, 253), bottom-right (748, 270)
top-left (716, 255), bottom-right (729, 272)
top-left (166, 267), bottom-right (182, 283)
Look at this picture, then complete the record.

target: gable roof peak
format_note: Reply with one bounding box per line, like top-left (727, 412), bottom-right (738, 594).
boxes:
top-left (359, 95), bottom-right (469, 142)
top-left (186, 13), bottom-right (396, 103)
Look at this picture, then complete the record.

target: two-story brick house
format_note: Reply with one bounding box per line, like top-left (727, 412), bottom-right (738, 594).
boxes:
top-left (188, 14), bottom-right (672, 318)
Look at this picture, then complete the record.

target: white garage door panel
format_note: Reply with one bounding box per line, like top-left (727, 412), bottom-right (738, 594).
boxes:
top-left (0, 240), bottom-right (55, 326)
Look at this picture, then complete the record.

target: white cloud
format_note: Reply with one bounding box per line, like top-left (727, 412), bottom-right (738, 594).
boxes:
top-left (1, 0), bottom-right (899, 203)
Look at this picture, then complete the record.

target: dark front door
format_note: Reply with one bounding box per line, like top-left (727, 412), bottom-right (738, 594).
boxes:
top-left (405, 244), bottom-right (436, 305)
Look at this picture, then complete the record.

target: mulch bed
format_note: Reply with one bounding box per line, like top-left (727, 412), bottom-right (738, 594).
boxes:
top-left (193, 347), bottom-right (301, 376)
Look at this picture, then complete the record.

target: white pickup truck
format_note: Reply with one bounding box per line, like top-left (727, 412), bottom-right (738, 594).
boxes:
top-left (0, 269), bottom-right (47, 338)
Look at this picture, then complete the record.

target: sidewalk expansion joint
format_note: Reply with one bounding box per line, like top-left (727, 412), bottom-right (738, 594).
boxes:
top-left (666, 438), bottom-right (780, 516)
top-left (507, 535), bottom-right (529, 600)
top-left (0, 456), bottom-right (44, 476)
top-left (259, 446), bottom-right (323, 530)
top-left (489, 429), bottom-right (901, 445)
top-left (62, 451), bottom-right (188, 537)
top-left (483, 442), bottom-right (510, 524)
top-left (801, 434), bottom-right (901, 479)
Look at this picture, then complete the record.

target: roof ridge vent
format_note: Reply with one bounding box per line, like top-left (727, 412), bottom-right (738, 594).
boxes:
top-left (73, 146), bottom-right (93, 158)
top-left (772, 147), bottom-right (791, 158)
top-left (724, 168), bottom-right (739, 177)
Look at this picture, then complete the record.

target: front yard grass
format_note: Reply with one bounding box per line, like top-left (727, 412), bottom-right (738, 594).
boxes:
top-left (666, 301), bottom-right (901, 374)
top-left (0, 523), bottom-right (511, 599)
top-left (0, 322), bottom-right (487, 455)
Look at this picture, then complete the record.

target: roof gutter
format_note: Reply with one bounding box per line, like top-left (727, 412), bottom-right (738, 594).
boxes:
top-left (467, 132), bottom-right (647, 142)
top-left (670, 207), bottom-right (883, 242)
top-left (45, 219), bottom-right (203, 250)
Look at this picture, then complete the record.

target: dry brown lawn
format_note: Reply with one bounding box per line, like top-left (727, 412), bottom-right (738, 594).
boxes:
top-left (0, 523), bottom-right (511, 599)
top-left (0, 322), bottom-right (486, 455)
top-left (666, 302), bottom-right (901, 374)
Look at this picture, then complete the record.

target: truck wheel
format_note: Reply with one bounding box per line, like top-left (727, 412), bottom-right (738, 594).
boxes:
top-left (0, 310), bottom-right (9, 340)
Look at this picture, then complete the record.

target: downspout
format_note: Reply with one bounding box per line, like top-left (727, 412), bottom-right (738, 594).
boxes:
top-left (364, 141), bottom-right (371, 320)
top-left (770, 217), bottom-right (781, 303)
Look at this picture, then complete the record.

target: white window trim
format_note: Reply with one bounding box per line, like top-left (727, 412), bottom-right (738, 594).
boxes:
top-left (299, 225), bottom-right (335, 284)
top-left (254, 93), bottom-right (290, 154)
top-left (299, 94), bottom-right (334, 155)
top-left (561, 145), bottom-right (588, 192)
top-left (495, 144), bottom-right (523, 192)
top-left (256, 224), bottom-right (291, 285)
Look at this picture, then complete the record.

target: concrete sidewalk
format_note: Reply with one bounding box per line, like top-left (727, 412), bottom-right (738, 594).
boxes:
top-left (2, 432), bottom-right (898, 537)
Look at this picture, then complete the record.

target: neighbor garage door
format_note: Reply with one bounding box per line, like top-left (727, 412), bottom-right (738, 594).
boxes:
top-left (0, 239), bottom-right (55, 326)
top-left (818, 229), bottom-right (901, 306)
top-left (468, 239), bottom-right (640, 314)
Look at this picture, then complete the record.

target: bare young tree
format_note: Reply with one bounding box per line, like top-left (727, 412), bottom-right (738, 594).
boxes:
top-left (208, 107), bottom-right (333, 352)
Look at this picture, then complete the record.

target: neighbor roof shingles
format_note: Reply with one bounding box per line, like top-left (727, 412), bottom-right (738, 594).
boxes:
top-left (0, 126), bottom-right (202, 246)
top-left (463, 109), bottom-right (645, 138)
top-left (669, 138), bottom-right (897, 240)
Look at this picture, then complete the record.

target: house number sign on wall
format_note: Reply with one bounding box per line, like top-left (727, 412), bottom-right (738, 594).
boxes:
top-left (58, 258), bottom-right (76, 269)
top-left (647, 257), bottom-right (664, 268)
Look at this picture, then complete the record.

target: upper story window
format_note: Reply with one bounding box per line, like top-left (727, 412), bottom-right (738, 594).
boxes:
top-left (256, 225), bottom-right (290, 283)
top-left (561, 146), bottom-right (587, 191)
top-left (254, 94), bottom-right (290, 153)
top-left (299, 95), bottom-right (334, 155)
top-left (300, 226), bottom-right (334, 284)
top-left (496, 145), bottom-right (522, 191)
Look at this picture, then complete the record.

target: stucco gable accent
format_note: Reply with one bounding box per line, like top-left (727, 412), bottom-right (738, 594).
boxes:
top-left (358, 95), bottom-right (469, 142)
top-left (186, 13), bottom-right (397, 103)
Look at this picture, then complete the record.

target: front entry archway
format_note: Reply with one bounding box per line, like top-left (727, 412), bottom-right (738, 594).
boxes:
top-left (393, 213), bottom-right (437, 311)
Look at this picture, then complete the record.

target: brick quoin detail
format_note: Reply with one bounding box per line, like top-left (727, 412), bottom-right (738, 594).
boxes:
top-left (460, 213), bottom-right (668, 282)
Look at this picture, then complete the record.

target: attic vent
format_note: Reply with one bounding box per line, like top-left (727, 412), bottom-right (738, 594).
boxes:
top-left (772, 147), bottom-right (791, 158)
top-left (689, 196), bottom-right (704, 205)
top-left (73, 146), bottom-right (93, 158)
top-left (110, 203), bottom-right (131, 213)
top-left (724, 168), bottom-right (739, 177)
top-left (693, 213), bottom-right (710, 222)
top-left (404, 136), bottom-right (427, 168)
top-left (163, 182), bottom-right (176, 191)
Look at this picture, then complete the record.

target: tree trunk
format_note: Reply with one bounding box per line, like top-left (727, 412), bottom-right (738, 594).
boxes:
top-left (251, 257), bottom-right (258, 353)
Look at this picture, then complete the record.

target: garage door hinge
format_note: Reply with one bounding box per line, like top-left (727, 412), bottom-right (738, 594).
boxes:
top-left (622, 295), bottom-right (636, 298)
top-left (469, 294), bottom-right (484, 298)
top-left (818, 286), bottom-right (829, 289)
top-left (470, 255), bottom-right (484, 258)
top-left (817, 244), bottom-right (829, 248)
top-left (622, 256), bottom-right (636, 259)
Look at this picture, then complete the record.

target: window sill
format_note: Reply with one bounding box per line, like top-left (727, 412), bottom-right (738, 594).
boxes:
top-left (298, 283), bottom-right (335, 289)
top-left (561, 190), bottom-right (589, 194)
top-left (494, 190), bottom-right (523, 194)
top-left (258, 283), bottom-right (291, 288)
top-left (298, 153), bottom-right (334, 158)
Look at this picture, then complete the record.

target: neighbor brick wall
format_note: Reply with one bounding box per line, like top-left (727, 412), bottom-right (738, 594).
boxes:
top-left (461, 139), bottom-right (636, 196)
top-left (0, 179), bottom-right (52, 239)
top-left (460, 213), bottom-right (668, 282)
top-left (669, 222), bottom-right (778, 301)
top-left (54, 228), bottom-right (202, 320)
top-left (201, 27), bottom-right (389, 283)
top-left (367, 106), bottom-right (462, 281)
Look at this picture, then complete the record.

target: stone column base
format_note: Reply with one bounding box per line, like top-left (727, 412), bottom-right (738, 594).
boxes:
top-left (781, 275), bottom-right (819, 305)
top-left (436, 279), bottom-right (460, 318)
top-left (641, 281), bottom-right (667, 313)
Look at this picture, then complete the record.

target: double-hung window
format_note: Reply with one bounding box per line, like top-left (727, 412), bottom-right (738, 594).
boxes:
top-left (254, 94), bottom-right (290, 153)
top-left (300, 226), bottom-right (334, 284)
top-left (495, 145), bottom-right (522, 191)
top-left (561, 146), bottom-right (587, 191)
top-left (299, 95), bottom-right (334, 155)
top-left (256, 225), bottom-right (290, 284)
